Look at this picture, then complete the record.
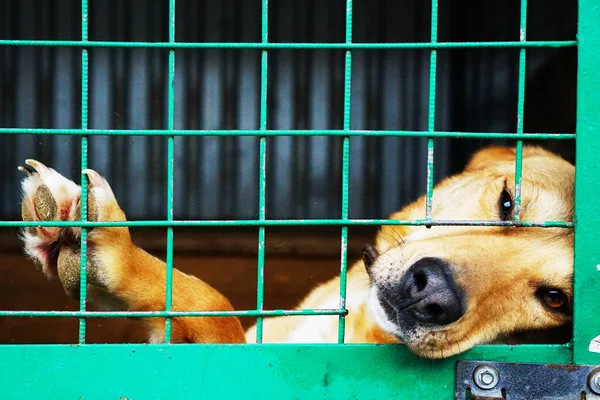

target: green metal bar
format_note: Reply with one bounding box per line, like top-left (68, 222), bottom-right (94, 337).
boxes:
top-left (0, 309), bottom-right (347, 318)
top-left (513, 141), bottom-right (524, 221)
top-left (0, 219), bottom-right (573, 228)
top-left (0, 344), bottom-right (571, 399)
top-left (513, 0), bottom-right (527, 223)
top-left (255, 0), bottom-right (268, 344)
top-left (425, 0), bottom-right (438, 224)
top-left (573, 0), bottom-right (600, 365)
top-left (0, 128), bottom-right (575, 139)
top-left (78, 0), bottom-right (89, 345)
top-left (164, 0), bottom-right (176, 343)
top-left (338, 0), bottom-right (352, 344)
top-left (0, 40), bottom-right (577, 49)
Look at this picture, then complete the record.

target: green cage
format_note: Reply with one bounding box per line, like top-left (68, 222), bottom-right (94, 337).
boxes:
top-left (0, 0), bottom-right (598, 398)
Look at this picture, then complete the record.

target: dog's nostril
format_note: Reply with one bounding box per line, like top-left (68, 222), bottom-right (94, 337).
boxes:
top-left (424, 303), bottom-right (443, 317)
top-left (413, 269), bottom-right (427, 292)
top-left (398, 258), bottom-right (465, 326)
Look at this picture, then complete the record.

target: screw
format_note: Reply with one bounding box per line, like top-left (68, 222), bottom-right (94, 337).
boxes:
top-left (473, 364), bottom-right (499, 390)
top-left (589, 369), bottom-right (600, 395)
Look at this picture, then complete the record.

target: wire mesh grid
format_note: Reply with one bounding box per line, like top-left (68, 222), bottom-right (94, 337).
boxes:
top-left (0, 0), bottom-right (577, 347)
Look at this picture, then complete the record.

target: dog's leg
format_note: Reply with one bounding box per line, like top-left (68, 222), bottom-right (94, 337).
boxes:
top-left (19, 160), bottom-right (245, 344)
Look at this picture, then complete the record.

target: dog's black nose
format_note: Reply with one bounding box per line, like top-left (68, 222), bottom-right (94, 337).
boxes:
top-left (401, 258), bottom-right (464, 326)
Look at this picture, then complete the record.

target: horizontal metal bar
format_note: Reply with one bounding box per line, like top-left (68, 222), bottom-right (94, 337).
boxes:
top-left (0, 344), bottom-right (571, 399)
top-left (0, 128), bottom-right (575, 139)
top-left (0, 309), bottom-right (346, 318)
top-left (0, 40), bottom-right (577, 49)
top-left (3, 219), bottom-right (573, 228)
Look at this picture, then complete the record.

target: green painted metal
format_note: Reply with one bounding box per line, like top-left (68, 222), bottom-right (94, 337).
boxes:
top-left (338, 0), bottom-right (353, 344)
top-left (512, 0), bottom-right (527, 223)
top-left (0, 344), bottom-right (571, 399)
top-left (425, 0), bottom-right (437, 223)
top-left (0, 39), bottom-right (577, 49)
top-left (0, 219), bottom-right (573, 228)
top-left (0, 128), bottom-right (576, 138)
top-left (255, 0), bottom-right (269, 343)
top-left (0, 0), bottom-right (592, 397)
top-left (0, 309), bottom-right (346, 318)
top-left (574, 0), bottom-right (600, 365)
top-left (78, 0), bottom-right (90, 345)
top-left (164, 0), bottom-right (176, 343)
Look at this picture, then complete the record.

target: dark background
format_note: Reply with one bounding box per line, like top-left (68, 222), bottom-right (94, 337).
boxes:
top-left (0, 0), bottom-right (577, 343)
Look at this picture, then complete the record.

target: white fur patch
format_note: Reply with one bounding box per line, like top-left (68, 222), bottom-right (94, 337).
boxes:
top-left (287, 295), bottom-right (339, 343)
top-left (21, 175), bottom-right (42, 197)
top-left (367, 286), bottom-right (403, 337)
top-left (20, 231), bottom-right (50, 261)
top-left (148, 330), bottom-right (164, 344)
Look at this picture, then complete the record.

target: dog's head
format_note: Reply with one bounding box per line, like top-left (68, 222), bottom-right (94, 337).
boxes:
top-left (365, 146), bottom-right (574, 358)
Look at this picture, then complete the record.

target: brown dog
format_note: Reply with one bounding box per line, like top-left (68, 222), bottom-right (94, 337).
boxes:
top-left (245, 145), bottom-right (574, 358)
top-left (19, 160), bottom-right (245, 344)
top-left (19, 145), bottom-right (574, 357)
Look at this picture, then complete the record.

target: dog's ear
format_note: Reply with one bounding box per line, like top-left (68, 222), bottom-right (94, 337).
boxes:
top-left (464, 145), bottom-right (553, 172)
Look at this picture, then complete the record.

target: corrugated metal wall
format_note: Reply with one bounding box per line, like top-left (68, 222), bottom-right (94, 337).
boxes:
top-left (0, 0), bottom-right (577, 220)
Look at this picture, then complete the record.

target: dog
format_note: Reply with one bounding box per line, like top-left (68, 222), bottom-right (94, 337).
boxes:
top-left (18, 145), bottom-right (574, 358)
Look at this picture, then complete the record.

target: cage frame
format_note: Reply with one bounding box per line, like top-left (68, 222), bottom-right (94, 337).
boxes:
top-left (0, 0), bottom-right (598, 398)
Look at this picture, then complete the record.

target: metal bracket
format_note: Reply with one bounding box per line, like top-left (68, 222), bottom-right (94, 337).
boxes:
top-left (455, 360), bottom-right (600, 400)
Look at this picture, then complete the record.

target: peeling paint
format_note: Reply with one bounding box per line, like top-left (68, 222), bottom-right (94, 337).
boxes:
top-left (589, 335), bottom-right (600, 353)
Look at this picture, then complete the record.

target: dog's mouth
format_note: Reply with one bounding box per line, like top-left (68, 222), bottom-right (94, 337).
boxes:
top-left (367, 286), bottom-right (412, 342)
top-left (368, 286), bottom-right (479, 359)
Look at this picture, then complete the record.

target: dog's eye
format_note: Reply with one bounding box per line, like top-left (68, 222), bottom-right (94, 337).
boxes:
top-left (498, 188), bottom-right (513, 221)
top-left (537, 288), bottom-right (571, 313)
top-left (543, 290), bottom-right (566, 308)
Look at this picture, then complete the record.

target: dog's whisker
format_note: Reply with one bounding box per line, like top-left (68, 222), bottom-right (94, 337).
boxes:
top-left (378, 231), bottom-right (404, 252)
top-left (386, 226), bottom-right (406, 247)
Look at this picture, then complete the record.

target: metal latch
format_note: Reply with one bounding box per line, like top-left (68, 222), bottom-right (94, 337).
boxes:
top-left (455, 360), bottom-right (600, 399)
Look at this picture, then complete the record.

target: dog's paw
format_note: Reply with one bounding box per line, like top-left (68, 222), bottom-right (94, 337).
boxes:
top-left (19, 161), bottom-right (128, 298)
top-left (80, 168), bottom-right (122, 224)
top-left (19, 159), bottom-right (82, 278)
top-left (55, 168), bottom-right (129, 299)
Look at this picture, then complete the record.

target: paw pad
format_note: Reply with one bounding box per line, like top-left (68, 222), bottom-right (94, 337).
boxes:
top-left (18, 159), bottom-right (123, 297)
top-left (34, 184), bottom-right (57, 222)
top-left (57, 246), bottom-right (101, 299)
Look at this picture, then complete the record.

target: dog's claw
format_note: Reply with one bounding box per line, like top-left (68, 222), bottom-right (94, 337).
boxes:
top-left (18, 166), bottom-right (32, 176)
top-left (82, 169), bottom-right (102, 187)
top-left (25, 159), bottom-right (51, 176)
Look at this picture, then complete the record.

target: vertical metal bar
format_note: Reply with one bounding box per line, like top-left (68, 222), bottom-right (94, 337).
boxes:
top-left (573, 0), bottom-right (600, 364)
top-left (338, 0), bottom-right (352, 344)
top-left (425, 0), bottom-right (438, 225)
top-left (255, 0), bottom-right (268, 343)
top-left (164, 0), bottom-right (176, 343)
top-left (78, 0), bottom-right (89, 345)
top-left (291, 2), bottom-right (311, 219)
top-left (513, 0), bottom-right (527, 223)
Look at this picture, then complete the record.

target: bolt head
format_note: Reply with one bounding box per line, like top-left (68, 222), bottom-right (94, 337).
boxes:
top-left (590, 369), bottom-right (600, 395)
top-left (480, 371), bottom-right (494, 385)
top-left (473, 365), bottom-right (499, 390)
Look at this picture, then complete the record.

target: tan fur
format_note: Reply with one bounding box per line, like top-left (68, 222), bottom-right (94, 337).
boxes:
top-left (19, 162), bottom-right (244, 344)
top-left (246, 146), bottom-right (575, 358)
top-left (19, 145), bottom-right (574, 357)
